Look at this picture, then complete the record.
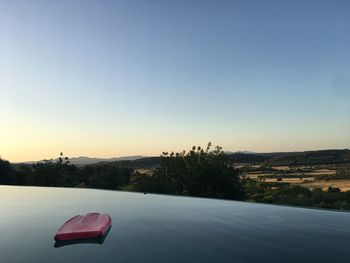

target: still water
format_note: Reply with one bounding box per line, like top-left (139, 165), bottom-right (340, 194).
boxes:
top-left (1, 185), bottom-right (349, 263)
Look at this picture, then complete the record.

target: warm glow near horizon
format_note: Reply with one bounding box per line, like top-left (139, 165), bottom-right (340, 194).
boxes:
top-left (1, 0), bottom-right (350, 163)
top-left (2, 122), bottom-right (350, 163)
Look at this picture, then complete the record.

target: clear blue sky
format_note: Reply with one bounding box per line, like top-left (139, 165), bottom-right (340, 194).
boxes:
top-left (1, 0), bottom-right (350, 162)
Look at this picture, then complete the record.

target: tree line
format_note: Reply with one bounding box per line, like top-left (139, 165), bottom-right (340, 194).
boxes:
top-left (243, 178), bottom-right (350, 210)
top-left (0, 144), bottom-right (244, 200)
top-left (0, 153), bottom-right (132, 190)
top-left (1, 144), bottom-right (350, 210)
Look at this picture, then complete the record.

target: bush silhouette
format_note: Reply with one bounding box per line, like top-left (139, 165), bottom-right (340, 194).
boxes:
top-left (134, 143), bottom-right (244, 200)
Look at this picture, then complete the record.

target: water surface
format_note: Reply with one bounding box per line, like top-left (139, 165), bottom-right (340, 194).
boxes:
top-left (1, 186), bottom-right (349, 262)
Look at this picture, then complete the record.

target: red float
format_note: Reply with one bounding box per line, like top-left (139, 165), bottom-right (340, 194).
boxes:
top-left (54, 213), bottom-right (112, 241)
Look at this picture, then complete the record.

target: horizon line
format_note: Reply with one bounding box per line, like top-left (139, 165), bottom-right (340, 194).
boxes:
top-left (5, 147), bottom-right (350, 164)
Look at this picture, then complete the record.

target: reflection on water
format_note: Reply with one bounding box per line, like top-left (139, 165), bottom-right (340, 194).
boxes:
top-left (54, 226), bottom-right (112, 248)
top-left (1, 185), bottom-right (350, 263)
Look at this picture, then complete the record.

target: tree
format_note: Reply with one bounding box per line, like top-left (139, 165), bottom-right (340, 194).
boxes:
top-left (135, 143), bottom-right (244, 200)
top-left (336, 165), bottom-right (350, 179)
top-left (32, 153), bottom-right (77, 187)
top-left (0, 158), bottom-right (18, 184)
top-left (88, 165), bottom-right (132, 190)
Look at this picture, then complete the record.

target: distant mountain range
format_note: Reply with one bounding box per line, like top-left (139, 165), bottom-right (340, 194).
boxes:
top-left (226, 151), bottom-right (257, 154)
top-left (17, 151), bottom-right (256, 166)
top-left (15, 149), bottom-right (350, 167)
top-left (67, 156), bottom-right (147, 165)
top-left (111, 149), bottom-right (350, 169)
top-left (20, 155), bottom-right (146, 165)
top-left (226, 149), bottom-right (350, 165)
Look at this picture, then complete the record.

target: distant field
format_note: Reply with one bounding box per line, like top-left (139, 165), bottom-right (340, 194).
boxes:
top-left (301, 180), bottom-right (350, 192)
top-left (264, 177), bottom-right (315, 183)
top-left (242, 165), bottom-right (350, 191)
top-left (135, 168), bottom-right (153, 175)
top-left (135, 163), bottom-right (348, 192)
top-left (307, 170), bottom-right (336, 176)
top-left (245, 168), bottom-right (335, 178)
top-left (273, 166), bottom-right (290, 171)
top-left (252, 177), bottom-right (350, 192)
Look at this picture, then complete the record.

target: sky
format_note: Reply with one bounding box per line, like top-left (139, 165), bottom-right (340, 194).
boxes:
top-left (1, 0), bottom-right (350, 162)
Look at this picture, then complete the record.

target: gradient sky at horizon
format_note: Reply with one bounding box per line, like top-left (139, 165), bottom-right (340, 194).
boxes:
top-left (1, 0), bottom-right (350, 162)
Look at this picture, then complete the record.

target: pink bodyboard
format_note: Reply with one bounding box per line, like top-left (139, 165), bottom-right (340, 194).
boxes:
top-left (54, 213), bottom-right (112, 241)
